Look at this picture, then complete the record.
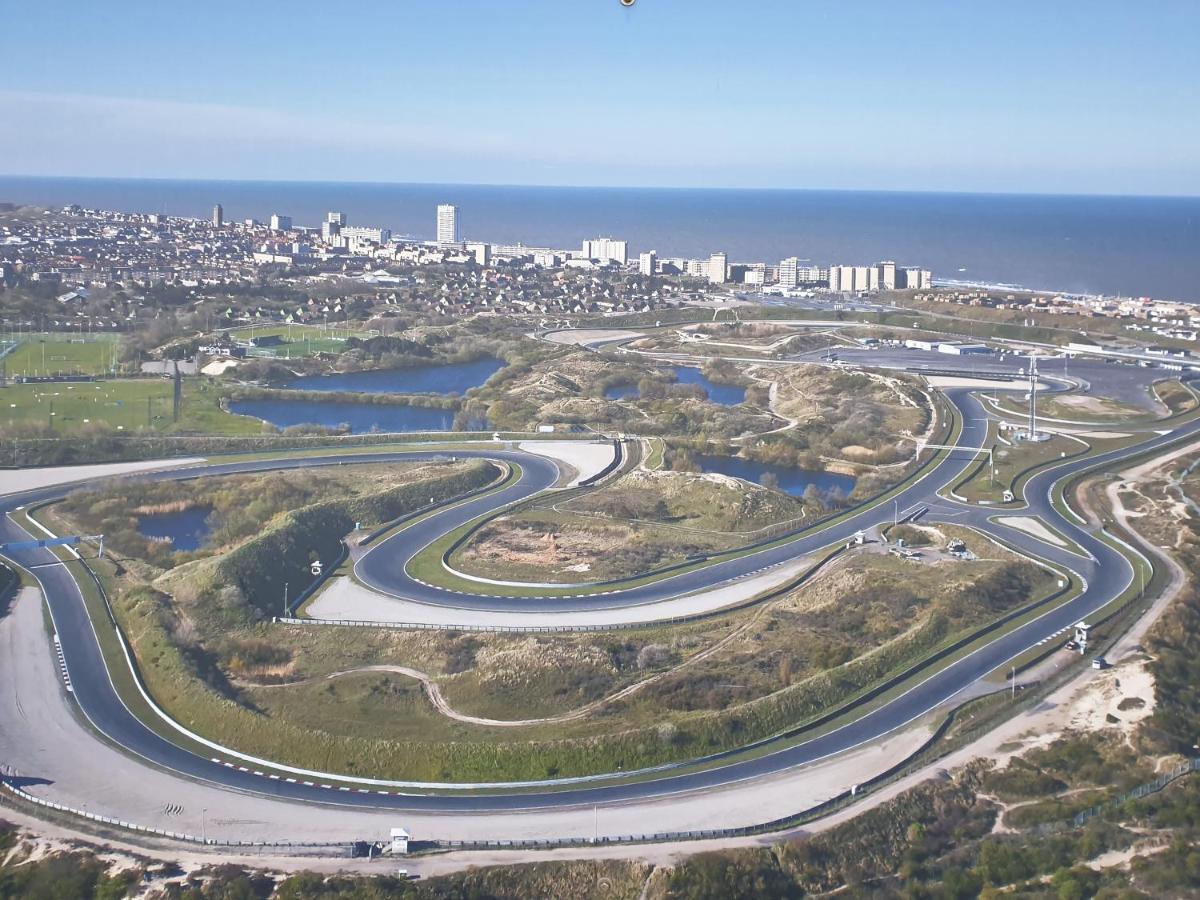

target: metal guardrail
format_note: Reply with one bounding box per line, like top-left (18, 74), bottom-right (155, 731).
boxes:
top-left (0, 780), bottom-right (346, 850)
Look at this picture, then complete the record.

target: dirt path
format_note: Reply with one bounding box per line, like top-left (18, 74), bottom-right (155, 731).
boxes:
top-left (246, 601), bottom-right (778, 728)
top-left (734, 370), bottom-right (799, 442)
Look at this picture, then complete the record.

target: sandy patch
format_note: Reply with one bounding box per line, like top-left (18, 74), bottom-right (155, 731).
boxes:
top-left (994, 515), bottom-right (1069, 548)
top-left (1051, 394), bottom-right (1126, 414)
top-left (518, 440), bottom-right (616, 487)
top-left (0, 457), bottom-right (206, 497)
top-left (1119, 437), bottom-right (1200, 483)
top-left (201, 359), bottom-right (239, 376)
top-left (1063, 656), bottom-right (1155, 735)
top-left (541, 329), bottom-right (643, 347)
top-left (926, 375), bottom-right (1048, 391)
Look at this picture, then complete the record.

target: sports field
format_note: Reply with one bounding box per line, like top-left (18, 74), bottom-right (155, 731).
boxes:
top-left (0, 379), bottom-right (262, 433)
top-left (2, 336), bottom-right (120, 377)
top-left (227, 323), bottom-right (368, 357)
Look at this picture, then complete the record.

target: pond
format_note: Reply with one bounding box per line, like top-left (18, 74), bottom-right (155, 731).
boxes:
top-left (228, 398), bottom-right (488, 434)
top-left (693, 454), bottom-right (857, 498)
top-left (283, 357), bottom-right (505, 395)
top-left (604, 367), bottom-right (746, 405)
top-left (137, 506), bottom-right (212, 552)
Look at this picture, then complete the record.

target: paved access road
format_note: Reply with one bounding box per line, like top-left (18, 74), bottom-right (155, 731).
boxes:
top-left (1, 382), bottom-right (1197, 816)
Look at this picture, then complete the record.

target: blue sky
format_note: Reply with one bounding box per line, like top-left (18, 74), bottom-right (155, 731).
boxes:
top-left (2, 0), bottom-right (1198, 194)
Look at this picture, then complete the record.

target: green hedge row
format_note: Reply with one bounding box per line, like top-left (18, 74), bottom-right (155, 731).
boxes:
top-left (213, 461), bottom-right (498, 621)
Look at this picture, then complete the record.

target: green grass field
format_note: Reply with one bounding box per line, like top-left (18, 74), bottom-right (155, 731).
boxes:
top-left (2, 336), bottom-right (120, 376)
top-left (227, 323), bottom-right (368, 357)
top-left (0, 378), bottom-right (262, 434)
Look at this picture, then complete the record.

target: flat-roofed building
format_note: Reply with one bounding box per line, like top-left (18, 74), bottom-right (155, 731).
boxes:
top-left (708, 251), bottom-right (727, 284)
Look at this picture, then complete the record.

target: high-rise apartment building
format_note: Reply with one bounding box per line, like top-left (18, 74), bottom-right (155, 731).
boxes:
top-left (708, 251), bottom-right (728, 284)
top-left (638, 251), bottom-right (657, 276)
top-left (829, 265), bottom-right (874, 292)
top-left (779, 256), bottom-right (799, 289)
top-left (437, 205), bottom-right (459, 244)
top-left (877, 260), bottom-right (897, 290)
top-left (327, 211), bottom-right (347, 226)
top-left (269, 214), bottom-right (292, 232)
top-left (211, 204), bottom-right (223, 227)
top-left (901, 268), bottom-right (932, 289)
top-left (582, 238), bottom-right (628, 265)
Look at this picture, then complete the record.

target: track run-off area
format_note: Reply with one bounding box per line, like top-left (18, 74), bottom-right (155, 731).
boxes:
top-left (2, 344), bottom-right (1198, 849)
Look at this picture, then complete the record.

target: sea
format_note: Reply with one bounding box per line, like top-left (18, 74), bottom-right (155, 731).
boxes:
top-left (1, 176), bottom-right (1197, 301)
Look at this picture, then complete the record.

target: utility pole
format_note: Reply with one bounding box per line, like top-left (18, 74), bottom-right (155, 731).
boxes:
top-left (283, 582), bottom-right (289, 616)
top-left (1011, 666), bottom-right (1016, 701)
top-left (202, 807), bottom-right (207, 844)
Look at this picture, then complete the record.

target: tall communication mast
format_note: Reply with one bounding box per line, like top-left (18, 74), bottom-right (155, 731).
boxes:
top-left (1028, 356), bottom-right (1038, 438)
top-left (1022, 355), bottom-right (1049, 442)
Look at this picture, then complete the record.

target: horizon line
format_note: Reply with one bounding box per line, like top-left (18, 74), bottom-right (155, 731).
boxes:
top-left (1, 172), bottom-right (1198, 203)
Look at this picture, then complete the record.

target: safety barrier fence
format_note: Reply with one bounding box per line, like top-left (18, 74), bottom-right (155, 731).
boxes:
top-left (1071, 758), bottom-right (1200, 827)
top-left (355, 460), bottom-right (514, 547)
top-left (1019, 757), bottom-right (1200, 837)
top-left (0, 780), bottom-right (344, 850)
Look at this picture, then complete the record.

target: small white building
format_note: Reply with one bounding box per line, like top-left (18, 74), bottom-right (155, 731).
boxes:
top-left (905, 338), bottom-right (939, 352)
top-left (390, 827), bottom-right (410, 855)
top-left (937, 342), bottom-right (990, 355)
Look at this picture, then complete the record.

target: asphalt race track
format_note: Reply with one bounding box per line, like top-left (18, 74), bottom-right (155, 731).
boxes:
top-left (2, 371), bottom-right (1198, 816)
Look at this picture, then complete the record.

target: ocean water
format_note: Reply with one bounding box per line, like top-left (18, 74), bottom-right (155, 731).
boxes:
top-left (1, 176), bottom-right (1197, 301)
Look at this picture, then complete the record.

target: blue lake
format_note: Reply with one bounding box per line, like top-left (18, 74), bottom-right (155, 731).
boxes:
top-left (228, 398), bottom-right (486, 434)
top-left (694, 454), bottom-right (856, 498)
top-left (605, 382), bottom-right (640, 400)
top-left (604, 367), bottom-right (746, 405)
top-left (284, 357), bottom-right (505, 395)
top-left (137, 507), bottom-right (212, 552)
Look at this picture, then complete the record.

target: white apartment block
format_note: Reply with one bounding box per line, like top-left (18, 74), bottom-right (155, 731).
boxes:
top-left (708, 251), bottom-right (728, 284)
top-left (582, 238), bottom-right (628, 265)
top-left (437, 205), bottom-right (459, 244)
